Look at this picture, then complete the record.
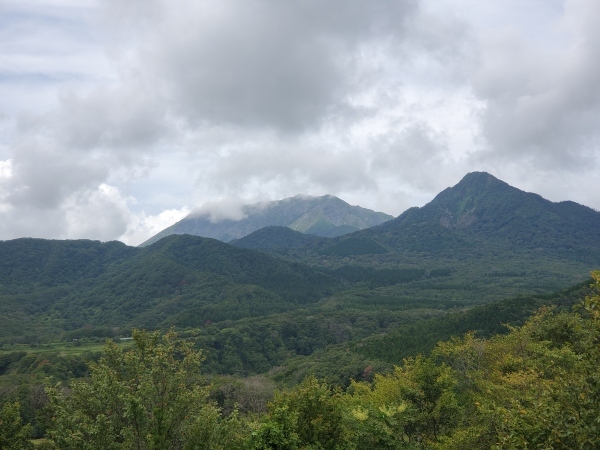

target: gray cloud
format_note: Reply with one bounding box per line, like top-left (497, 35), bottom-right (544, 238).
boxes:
top-left (113, 0), bottom-right (419, 132)
top-left (0, 205), bottom-right (66, 241)
top-left (372, 124), bottom-right (446, 175)
top-left (209, 139), bottom-right (377, 196)
top-left (6, 140), bottom-right (108, 209)
top-left (5, 77), bottom-right (168, 211)
top-left (1, 0), bottom-right (600, 244)
top-left (63, 184), bottom-right (131, 241)
top-left (191, 198), bottom-right (247, 223)
top-left (54, 88), bottom-right (169, 152)
top-left (472, 0), bottom-right (600, 171)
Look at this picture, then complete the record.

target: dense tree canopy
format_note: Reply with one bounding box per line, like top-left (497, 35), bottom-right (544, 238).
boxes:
top-left (0, 271), bottom-right (598, 449)
top-left (0, 401), bottom-right (33, 450)
top-left (44, 330), bottom-right (247, 449)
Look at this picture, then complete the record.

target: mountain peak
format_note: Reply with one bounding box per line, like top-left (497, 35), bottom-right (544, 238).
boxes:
top-left (430, 172), bottom-right (510, 213)
top-left (444, 171), bottom-right (506, 194)
top-left (361, 172), bottom-right (600, 264)
top-left (460, 171), bottom-right (498, 182)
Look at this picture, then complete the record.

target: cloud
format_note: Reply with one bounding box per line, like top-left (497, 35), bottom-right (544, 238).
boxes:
top-left (63, 184), bottom-right (192, 245)
top-left (191, 198), bottom-right (247, 223)
top-left (104, 0), bottom-right (420, 132)
top-left (471, 0), bottom-right (600, 171)
top-left (2, 0), bottom-right (600, 244)
top-left (5, 140), bottom-right (110, 209)
top-left (63, 184), bottom-right (130, 241)
top-left (372, 124), bottom-right (450, 185)
top-left (0, 160), bottom-right (12, 213)
top-left (119, 205), bottom-right (192, 246)
top-left (53, 87), bottom-right (169, 152)
top-left (203, 136), bottom-right (376, 198)
top-left (2, 0), bottom-right (434, 242)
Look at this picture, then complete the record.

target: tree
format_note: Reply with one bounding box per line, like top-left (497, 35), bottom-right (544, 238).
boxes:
top-left (432, 272), bottom-right (600, 449)
top-left (490, 273), bottom-right (600, 450)
top-left (251, 375), bottom-right (347, 450)
top-left (45, 329), bottom-right (241, 450)
top-left (0, 401), bottom-right (34, 450)
top-left (345, 355), bottom-right (459, 449)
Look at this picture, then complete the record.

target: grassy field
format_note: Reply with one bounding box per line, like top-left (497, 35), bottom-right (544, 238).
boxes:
top-left (0, 339), bottom-right (134, 356)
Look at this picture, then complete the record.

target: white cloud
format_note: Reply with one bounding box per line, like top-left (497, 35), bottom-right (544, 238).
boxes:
top-left (63, 184), bottom-right (130, 241)
top-left (119, 205), bottom-right (192, 246)
top-left (0, 159), bottom-right (13, 213)
top-left (0, 0), bottom-right (599, 244)
top-left (0, 159), bottom-right (11, 179)
top-left (191, 198), bottom-right (247, 223)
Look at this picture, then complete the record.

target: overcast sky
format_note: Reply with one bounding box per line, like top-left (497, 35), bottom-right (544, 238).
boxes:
top-left (1, 0), bottom-right (599, 245)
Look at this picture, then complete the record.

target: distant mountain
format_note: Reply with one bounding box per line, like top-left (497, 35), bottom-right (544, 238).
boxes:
top-left (239, 172), bottom-right (600, 305)
top-left (140, 195), bottom-right (393, 246)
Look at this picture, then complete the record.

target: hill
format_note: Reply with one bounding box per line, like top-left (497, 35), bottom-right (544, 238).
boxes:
top-left (3, 173), bottom-right (600, 445)
top-left (0, 235), bottom-right (337, 340)
top-left (0, 238), bottom-right (135, 289)
top-left (243, 173), bottom-right (600, 265)
top-left (231, 226), bottom-right (325, 251)
top-left (140, 194), bottom-right (393, 246)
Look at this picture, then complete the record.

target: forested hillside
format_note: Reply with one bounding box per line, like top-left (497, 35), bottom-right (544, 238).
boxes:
top-left (0, 235), bottom-right (337, 340)
top-left (4, 273), bottom-right (599, 448)
top-left (364, 172), bottom-right (600, 262)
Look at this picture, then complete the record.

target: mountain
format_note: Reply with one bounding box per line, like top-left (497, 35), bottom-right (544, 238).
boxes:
top-left (354, 171), bottom-right (600, 262)
top-left (140, 195), bottom-right (393, 246)
top-left (230, 172), bottom-right (600, 264)
top-left (2, 171), bottom-right (600, 377)
top-left (0, 238), bottom-right (135, 289)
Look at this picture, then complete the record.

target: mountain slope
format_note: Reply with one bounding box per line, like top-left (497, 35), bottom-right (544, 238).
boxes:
top-left (0, 238), bottom-right (135, 290)
top-left (140, 195), bottom-right (392, 246)
top-left (204, 173), bottom-right (600, 301)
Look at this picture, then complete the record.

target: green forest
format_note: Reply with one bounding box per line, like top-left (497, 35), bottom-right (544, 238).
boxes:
top-left (3, 271), bottom-right (599, 449)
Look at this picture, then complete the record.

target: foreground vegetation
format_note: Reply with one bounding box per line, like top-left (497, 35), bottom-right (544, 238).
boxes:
top-left (2, 272), bottom-right (599, 449)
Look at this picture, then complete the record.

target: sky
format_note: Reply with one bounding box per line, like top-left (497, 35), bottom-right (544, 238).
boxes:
top-left (1, 0), bottom-right (599, 246)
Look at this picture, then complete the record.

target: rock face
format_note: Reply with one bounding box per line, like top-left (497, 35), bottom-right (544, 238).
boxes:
top-left (140, 195), bottom-right (393, 246)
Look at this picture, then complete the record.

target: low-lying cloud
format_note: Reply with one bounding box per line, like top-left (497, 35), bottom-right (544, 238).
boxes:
top-left (191, 198), bottom-right (247, 223)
